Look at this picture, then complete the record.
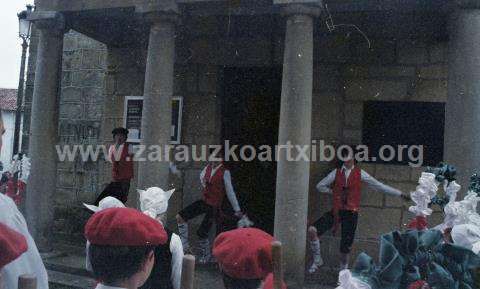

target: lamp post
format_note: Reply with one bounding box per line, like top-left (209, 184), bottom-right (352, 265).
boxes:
top-left (12, 5), bottom-right (33, 195)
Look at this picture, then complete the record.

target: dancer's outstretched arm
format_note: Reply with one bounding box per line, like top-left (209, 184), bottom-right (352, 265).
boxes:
top-left (361, 170), bottom-right (404, 197)
top-left (224, 170), bottom-right (241, 214)
top-left (316, 169), bottom-right (336, 194)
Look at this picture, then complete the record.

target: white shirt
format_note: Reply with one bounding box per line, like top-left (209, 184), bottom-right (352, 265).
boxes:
top-left (169, 162), bottom-right (181, 176)
top-left (316, 165), bottom-right (402, 197)
top-left (200, 164), bottom-right (241, 212)
top-left (0, 194), bottom-right (49, 289)
top-left (169, 233), bottom-right (183, 289)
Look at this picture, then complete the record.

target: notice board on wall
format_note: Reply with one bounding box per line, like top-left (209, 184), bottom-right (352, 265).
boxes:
top-left (123, 96), bottom-right (183, 144)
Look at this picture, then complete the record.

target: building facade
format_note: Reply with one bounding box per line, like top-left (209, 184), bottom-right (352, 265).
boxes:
top-left (22, 0), bottom-right (479, 287)
top-left (0, 88), bottom-right (22, 166)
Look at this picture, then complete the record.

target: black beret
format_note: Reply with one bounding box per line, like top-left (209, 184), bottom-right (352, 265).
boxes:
top-left (112, 127), bottom-right (129, 136)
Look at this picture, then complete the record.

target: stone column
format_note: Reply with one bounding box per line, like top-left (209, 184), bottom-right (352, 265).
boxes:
top-left (445, 1), bottom-right (480, 187)
top-left (274, 4), bottom-right (320, 288)
top-left (137, 10), bottom-right (178, 190)
top-left (25, 13), bottom-right (65, 250)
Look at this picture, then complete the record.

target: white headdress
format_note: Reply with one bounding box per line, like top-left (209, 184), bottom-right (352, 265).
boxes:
top-left (434, 181), bottom-right (462, 231)
top-left (451, 224), bottom-right (480, 255)
top-left (83, 196), bottom-right (125, 213)
top-left (138, 187), bottom-right (175, 218)
top-left (336, 270), bottom-right (371, 289)
top-left (409, 172), bottom-right (439, 217)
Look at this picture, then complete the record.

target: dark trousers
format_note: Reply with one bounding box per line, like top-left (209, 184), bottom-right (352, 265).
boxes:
top-left (94, 181), bottom-right (130, 205)
top-left (178, 199), bottom-right (238, 239)
top-left (313, 210), bottom-right (359, 254)
top-left (117, 180), bottom-right (130, 202)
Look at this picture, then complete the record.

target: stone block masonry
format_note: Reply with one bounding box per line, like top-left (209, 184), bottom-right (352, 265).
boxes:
top-left (310, 36), bottom-right (448, 264)
top-left (23, 30), bottom-right (107, 240)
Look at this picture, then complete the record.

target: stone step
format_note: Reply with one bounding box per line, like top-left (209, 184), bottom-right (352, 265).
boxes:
top-left (43, 248), bottom-right (91, 278)
top-left (47, 270), bottom-right (95, 289)
top-left (305, 266), bottom-right (339, 287)
top-left (52, 232), bottom-right (86, 247)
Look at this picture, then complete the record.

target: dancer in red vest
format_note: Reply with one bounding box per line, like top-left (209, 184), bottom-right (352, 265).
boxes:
top-left (176, 148), bottom-right (243, 264)
top-left (108, 127), bottom-right (134, 203)
top-left (308, 155), bottom-right (409, 272)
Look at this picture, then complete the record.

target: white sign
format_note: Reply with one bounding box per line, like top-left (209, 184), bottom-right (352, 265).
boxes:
top-left (123, 96), bottom-right (183, 144)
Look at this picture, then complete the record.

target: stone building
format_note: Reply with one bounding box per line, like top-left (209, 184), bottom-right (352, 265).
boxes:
top-left (22, 0), bottom-right (479, 287)
top-left (0, 88), bottom-right (22, 166)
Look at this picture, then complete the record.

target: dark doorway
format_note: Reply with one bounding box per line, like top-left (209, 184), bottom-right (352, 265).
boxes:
top-left (222, 67), bottom-right (282, 234)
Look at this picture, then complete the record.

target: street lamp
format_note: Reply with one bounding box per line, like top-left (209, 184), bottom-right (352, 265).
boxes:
top-left (18, 6), bottom-right (33, 40)
top-left (12, 5), bottom-right (33, 196)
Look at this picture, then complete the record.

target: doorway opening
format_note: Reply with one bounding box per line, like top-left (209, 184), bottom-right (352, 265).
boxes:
top-left (221, 67), bottom-right (282, 233)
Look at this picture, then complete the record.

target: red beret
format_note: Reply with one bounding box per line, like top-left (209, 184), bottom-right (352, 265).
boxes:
top-left (213, 228), bottom-right (274, 279)
top-left (0, 222), bottom-right (27, 268)
top-left (407, 216), bottom-right (428, 231)
top-left (262, 273), bottom-right (287, 289)
top-left (85, 208), bottom-right (167, 246)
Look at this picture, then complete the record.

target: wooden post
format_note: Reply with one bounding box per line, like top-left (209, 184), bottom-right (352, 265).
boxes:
top-left (271, 241), bottom-right (283, 289)
top-left (18, 274), bottom-right (36, 289)
top-left (180, 254), bottom-right (196, 289)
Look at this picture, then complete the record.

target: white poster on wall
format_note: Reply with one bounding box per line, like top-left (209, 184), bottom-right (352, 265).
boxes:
top-left (123, 96), bottom-right (183, 144)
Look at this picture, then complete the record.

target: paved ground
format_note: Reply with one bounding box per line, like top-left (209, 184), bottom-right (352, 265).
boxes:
top-left (43, 244), bottom-right (336, 289)
top-left (195, 265), bottom-right (336, 289)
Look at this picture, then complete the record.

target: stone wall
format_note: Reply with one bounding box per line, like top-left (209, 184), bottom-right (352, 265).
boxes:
top-left (23, 30), bottom-right (107, 242)
top-left (54, 31), bottom-right (107, 236)
top-left (310, 35), bottom-right (448, 263)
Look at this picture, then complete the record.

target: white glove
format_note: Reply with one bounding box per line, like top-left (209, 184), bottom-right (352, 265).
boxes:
top-left (237, 214), bottom-right (254, 228)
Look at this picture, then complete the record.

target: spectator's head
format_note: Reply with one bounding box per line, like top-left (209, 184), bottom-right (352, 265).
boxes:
top-left (89, 244), bottom-right (155, 287)
top-left (112, 127), bottom-right (129, 144)
top-left (85, 208), bottom-right (167, 288)
top-left (213, 228), bottom-right (274, 289)
top-left (337, 144), bottom-right (357, 169)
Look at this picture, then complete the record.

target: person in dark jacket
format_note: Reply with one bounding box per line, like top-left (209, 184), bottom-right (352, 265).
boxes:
top-left (139, 187), bottom-right (183, 289)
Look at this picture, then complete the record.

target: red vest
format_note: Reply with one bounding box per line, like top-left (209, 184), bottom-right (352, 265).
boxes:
top-left (332, 167), bottom-right (362, 212)
top-left (110, 144), bottom-right (134, 181)
top-left (202, 164), bottom-right (226, 208)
